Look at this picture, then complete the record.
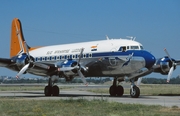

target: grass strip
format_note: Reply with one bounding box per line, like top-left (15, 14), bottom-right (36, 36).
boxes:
top-left (0, 98), bottom-right (179, 116)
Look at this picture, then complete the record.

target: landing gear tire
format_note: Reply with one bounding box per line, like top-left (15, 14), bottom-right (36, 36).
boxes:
top-left (52, 85), bottom-right (59, 96)
top-left (130, 86), bottom-right (140, 98)
top-left (109, 85), bottom-right (124, 97)
top-left (109, 86), bottom-right (117, 96)
top-left (116, 85), bottom-right (124, 97)
top-left (44, 86), bottom-right (52, 96)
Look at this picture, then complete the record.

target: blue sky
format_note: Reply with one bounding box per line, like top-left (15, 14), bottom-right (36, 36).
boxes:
top-left (0, 0), bottom-right (180, 79)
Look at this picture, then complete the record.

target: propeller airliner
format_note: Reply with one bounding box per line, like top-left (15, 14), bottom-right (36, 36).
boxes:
top-left (0, 18), bottom-right (179, 98)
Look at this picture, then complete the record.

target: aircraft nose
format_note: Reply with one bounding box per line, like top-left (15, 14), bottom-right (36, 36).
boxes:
top-left (144, 51), bottom-right (156, 69)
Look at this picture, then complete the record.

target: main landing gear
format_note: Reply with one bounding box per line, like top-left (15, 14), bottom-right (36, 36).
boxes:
top-left (44, 78), bottom-right (59, 96)
top-left (109, 78), bottom-right (124, 97)
top-left (109, 78), bottom-right (140, 98)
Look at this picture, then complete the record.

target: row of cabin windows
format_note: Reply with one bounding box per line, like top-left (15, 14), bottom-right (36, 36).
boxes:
top-left (35, 53), bottom-right (92, 62)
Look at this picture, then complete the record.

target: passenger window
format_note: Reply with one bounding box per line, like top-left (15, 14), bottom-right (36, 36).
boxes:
top-left (57, 56), bottom-right (59, 60)
top-left (72, 55), bottom-right (75, 59)
top-left (62, 56), bottom-right (64, 59)
top-left (75, 54), bottom-right (78, 59)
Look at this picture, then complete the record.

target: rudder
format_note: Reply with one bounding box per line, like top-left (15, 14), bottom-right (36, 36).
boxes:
top-left (10, 18), bottom-right (30, 57)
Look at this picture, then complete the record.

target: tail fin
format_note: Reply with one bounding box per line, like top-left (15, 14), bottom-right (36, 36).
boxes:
top-left (10, 18), bottom-right (30, 57)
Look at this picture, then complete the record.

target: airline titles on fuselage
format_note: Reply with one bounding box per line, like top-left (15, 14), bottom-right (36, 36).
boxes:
top-left (46, 48), bottom-right (82, 55)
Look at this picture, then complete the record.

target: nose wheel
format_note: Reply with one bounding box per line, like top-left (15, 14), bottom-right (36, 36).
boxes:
top-left (130, 79), bottom-right (140, 98)
top-left (130, 85), bottom-right (140, 98)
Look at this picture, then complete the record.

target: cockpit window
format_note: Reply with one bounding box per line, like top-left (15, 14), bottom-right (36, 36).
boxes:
top-left (130, 46), bottom-right (139, 50)
top-left (119, 45), bottom-right (143, 51)
top-left (119, 46), bottom-right (126, 52)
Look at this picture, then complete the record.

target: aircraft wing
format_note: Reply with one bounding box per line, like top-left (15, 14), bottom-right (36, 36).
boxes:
top-left (176, 60), bottom-right (180, 65)
top-left (0, 57), bottom-right (58, 77)
top-left (0, 58), bottom-right (12, 67)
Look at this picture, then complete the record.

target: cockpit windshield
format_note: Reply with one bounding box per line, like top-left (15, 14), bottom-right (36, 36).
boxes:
top-left (130, 46), bottom-right (139, 50)
top-left (119, 45), bottom-right (143, 52)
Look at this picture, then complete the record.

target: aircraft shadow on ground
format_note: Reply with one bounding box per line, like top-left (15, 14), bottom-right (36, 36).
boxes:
top-left (158, 94), bottom-right (180, 96)
top-left (6, 91), bottom-right (157, 99)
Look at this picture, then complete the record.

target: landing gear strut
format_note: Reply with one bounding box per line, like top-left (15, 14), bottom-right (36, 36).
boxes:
top-left (130, 79), bottom-right (140, 98)
top-left (109, 78), bottom-right (124, 97)
top-left (44, 78), bottom-right (59, 96)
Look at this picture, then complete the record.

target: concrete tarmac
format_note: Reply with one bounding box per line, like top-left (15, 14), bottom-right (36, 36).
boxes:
top-left (0, 89), bottom-right (179, 108)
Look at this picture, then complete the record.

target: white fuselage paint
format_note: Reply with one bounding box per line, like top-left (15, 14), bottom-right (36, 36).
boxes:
top-left (29, 39), bottom-right (147, 77)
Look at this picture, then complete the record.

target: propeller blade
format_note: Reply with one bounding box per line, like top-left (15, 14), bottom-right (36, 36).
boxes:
top-left (24, 41), bottom-right (32, 61)
top-left (137, 77), bottom-right (142, 86)
top-left (16, 63), bottom-right (30, 78)
top-left (77, 48), bottom-right (84, 64)
top-left (164, 48), bottom-right (176, 83)
top-left (78, 70), bottom-right (88, 86)
top-left (164, 48), bottom-right (173, 63)
top-left (167, 66), bottom-right (174, 83)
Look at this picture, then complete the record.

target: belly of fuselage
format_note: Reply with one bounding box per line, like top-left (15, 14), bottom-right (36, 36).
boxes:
top-left (84, 57), bottom-right (145, 77)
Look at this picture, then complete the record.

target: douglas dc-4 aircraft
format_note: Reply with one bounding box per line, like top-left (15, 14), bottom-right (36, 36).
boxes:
top-left (0, 18), bottom-right (179, 98)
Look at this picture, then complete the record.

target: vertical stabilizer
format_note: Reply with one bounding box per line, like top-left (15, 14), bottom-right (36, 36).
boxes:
top-left (10, 18), bottom-right (30, 57)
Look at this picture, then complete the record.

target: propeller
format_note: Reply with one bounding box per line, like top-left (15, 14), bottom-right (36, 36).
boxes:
top-left (59, 48), bottom-right (88, 85)
top-left (77, 48), bottom-right (88, 86)
top-left (164, 48), bottom-right (176, 83)
top-left (16, 63), bottom-right (30, 78)
top-left (16, 41), bottom-right (32, 78)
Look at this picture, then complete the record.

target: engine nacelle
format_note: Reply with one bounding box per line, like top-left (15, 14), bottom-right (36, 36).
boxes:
top-left (58, 59), bottom-right (88, 82)
top-left (14, 53), bottom-right (34, 70)
top-left (154, 56), bottom-right (176, 75)
top-left (59, 59), bottom-right (79, 81)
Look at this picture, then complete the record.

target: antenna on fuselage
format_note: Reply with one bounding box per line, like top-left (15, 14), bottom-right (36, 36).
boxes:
top-left (106, 35), bottom-right (110, 40)
top-left (126, 36), bottom-right (136, 41)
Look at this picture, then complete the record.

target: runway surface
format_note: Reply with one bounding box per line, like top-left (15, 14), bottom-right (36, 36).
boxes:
top-left (0, 88), bottom-right (179, 108)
